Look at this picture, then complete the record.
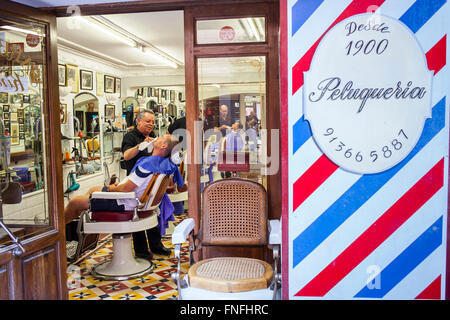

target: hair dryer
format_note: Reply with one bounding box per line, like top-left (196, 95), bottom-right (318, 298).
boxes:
top-left (64, 171), bottom-right (80, 194)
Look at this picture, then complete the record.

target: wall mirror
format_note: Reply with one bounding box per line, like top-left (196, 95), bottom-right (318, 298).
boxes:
top-left (121, 96), bottom-right (139, 129)
top-left (71, 92), bottom-right (101, 177)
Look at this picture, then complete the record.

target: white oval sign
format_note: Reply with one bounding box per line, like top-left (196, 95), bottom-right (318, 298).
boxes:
top-left (304, 14), bottom-right (432, 174)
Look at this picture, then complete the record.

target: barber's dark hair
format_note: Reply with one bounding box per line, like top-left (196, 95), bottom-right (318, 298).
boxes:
top-left (137, 109), bottom-right (154, 120)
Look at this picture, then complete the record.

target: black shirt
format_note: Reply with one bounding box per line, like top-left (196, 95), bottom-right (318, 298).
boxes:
top-left (121, 127), bottom-right (156, 175)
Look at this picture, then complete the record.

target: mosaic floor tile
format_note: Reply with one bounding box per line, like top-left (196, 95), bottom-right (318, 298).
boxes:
top-left (67, 213), bottom-right (189, 300)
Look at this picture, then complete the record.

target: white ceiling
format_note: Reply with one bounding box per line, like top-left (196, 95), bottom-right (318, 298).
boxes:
top-left (57, 11), bottom-right (185, 68)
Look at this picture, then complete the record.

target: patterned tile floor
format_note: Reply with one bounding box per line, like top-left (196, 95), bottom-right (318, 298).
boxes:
top-left (67, 214), bottom-right (189, 300)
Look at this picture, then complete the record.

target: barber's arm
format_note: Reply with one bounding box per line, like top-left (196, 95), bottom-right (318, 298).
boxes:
top-left (123, 137), bottom-right (154, 160)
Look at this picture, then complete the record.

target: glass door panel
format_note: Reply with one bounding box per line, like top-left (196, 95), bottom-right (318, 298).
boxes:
top-left (0, 15), bottom-right (51, 248)
top-left (198, 56), bottom-right (267, 190)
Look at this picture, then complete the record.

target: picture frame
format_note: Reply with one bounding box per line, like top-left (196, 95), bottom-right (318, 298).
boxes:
top-left (19, 132), bottom-right (24, 140)
top-left (96, 72), bottom-right (104, 97)
top-left (115, 77), bottom-right (121, 97)
top-left (66, 64), bottom-right (79, 93)
top-left (10, 112), bottom-right (17, 122)
top-left (19, 124), bottom-right (24, 132)
top-left (2, 105), bottom-right (9, 112)
top-left (3, 112), bottom-right (9, 119)
top-left (80, 69), bottom-right (93, 90)
top-left (3, 119), bottom-right (9, 128)
top-left (0, 93), bottom-right (8, 103)
top-left (10, 122), bottom-right (19, 145)
top-left (170, 90), bottom-right (175, 102)
top-left (18, 117), bottom-right (24, 124)
top-left (104, 75), bottom-right (115, 93)
top-left (23, 95), bottom-right (30, 104)
top-left (104, 104), bottom-right (115, 122)
top-left (136, 87), bottom-right (144, 96)
top-left (58, 64), bottom-right (66, 86)
top-left (60, 103), bottom-right (67, 124)
top-left (17, 109), bottom-right (24, 117)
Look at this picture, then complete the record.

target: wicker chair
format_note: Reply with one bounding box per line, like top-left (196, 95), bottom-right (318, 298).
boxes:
top-left (171, 178), bottom-right (281, 300)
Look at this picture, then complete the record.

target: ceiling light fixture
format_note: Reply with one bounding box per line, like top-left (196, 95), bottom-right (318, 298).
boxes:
top-left (76, 16), bottom-right (136, 47)
top-left (142, 47), bottom-right (178, 69)
top-left (58, 36), bottom-right (129, 65)
top-left (0, 25), bottom-right (43, 37)
top-left (246, 18), bottom-right (260, 41)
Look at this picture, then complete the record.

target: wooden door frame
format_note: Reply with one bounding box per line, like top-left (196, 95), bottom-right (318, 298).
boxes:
top-left (184, 2), bottom-right (281, 257)
top-left (0, 0), bottom-right (66, 299)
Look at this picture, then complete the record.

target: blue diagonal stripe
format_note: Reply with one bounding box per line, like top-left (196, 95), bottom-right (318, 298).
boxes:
top-left (399, 0), bottom-right (446, 33)
top-left (355, 216), bottom-right (443, 298)
top-left (293, 116), bottom-right (312, 154)
top-left (293, 97), bottom-right (446, 267)
top-left (292, 0), bottom-right (446, 155)
top-left (292, 0), bottom-right (325, 36)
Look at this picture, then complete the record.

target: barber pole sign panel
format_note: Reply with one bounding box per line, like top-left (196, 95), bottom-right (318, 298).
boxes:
top-left (282, 0), bottom-right (450, 299)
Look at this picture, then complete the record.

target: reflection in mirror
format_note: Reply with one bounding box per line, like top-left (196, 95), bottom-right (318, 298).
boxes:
top-left (0, 16), bottom-right (52, 246)
top-left (72, 92), bottom-right (101, 178)
top-left (198, 56), bottom-right (266, 190)
top-left (121, 96), bottom-right (139, 129)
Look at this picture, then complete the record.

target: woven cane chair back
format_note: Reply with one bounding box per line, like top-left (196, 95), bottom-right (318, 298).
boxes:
top-left (201, 178), bottom-right (267, 246)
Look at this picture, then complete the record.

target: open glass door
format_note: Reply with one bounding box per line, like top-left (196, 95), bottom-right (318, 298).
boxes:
top-left (0, 1), bottom-right (66, 300)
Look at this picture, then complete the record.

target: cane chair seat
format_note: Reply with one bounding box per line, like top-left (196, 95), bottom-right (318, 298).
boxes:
top-left (188, 257), bottom-right (273, 293)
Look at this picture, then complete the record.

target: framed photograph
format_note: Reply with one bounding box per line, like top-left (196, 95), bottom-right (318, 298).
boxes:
top-left (96, 72), bottom-right (104, 97)
top-left (3, 120), bottom-right (10, 128)
top-left (80, 69), bottom-right (93, 90)
top-left (18, 117), bottom-right (23, 124)
top-left (58, 64), bottom-right (66, 86)
top-left (10, 122), bottom-right (19, 145)
top-left (3, 112), bottom-right (9, 119)
top-left (23, 95), bottom-right (30, 103)
top-left (104, 75), bottom-right (115, 93)
top-left (17, 109), bottom-right (24, 117)
top-left (105, 104), bottom-right (115, 121)
top-left (10, 112), bottom-right (17, 121)
top-left (19, 132), bottom-right (24, 140)
top-left (179, 92), bottom-right (183, 101)
top-left (66, 64), bottom-right (79, 93)
top-left (19, 124), bottom-right (24, 132)
top-left (115, 77), bottom-right (121, 97)
top-left (170, 90), bottom-right (175, 102)
top-left (0, 93), bottom-right (8, 103)
top-left (2, 105), bottom-right (9, 112)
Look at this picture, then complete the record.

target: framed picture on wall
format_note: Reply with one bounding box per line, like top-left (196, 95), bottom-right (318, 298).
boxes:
top-left (80, 69), bottom-right (93, 90)
top-left (96, 72), bottom-right (104, 97)
top-left (105, 104), bottom-right (115, 122)
top-left (0, 93), bottom-right (8, 103)
top-left (10, 112), bottom-right (17, 122)
top-left (10, 122), bottom-right (19, 145)
top-left (104, 75), bottom-right (115, 93)
top-left (115, 78), bottom-right (121, 97)
top-left (58, 64), bottom-right (66, 86)
top-left (66, 64), bottom-right (79, 93)
top-left (170, 90), bottom-right (175, 102)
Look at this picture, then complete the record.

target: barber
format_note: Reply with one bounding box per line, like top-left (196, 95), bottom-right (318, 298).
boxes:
top-left (121, 109), bottom-right (171, 259)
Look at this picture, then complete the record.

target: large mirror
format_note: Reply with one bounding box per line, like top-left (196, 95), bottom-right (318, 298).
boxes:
top-left (71, 92), bottom-right (101, 177)
top-left (121, 96), bottom-right (139, 129)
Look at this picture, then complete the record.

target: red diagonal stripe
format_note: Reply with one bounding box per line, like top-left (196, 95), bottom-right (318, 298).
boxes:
top-left (426, 35), bottom-right (446, 75)
top-left (415, 275), bottom-right (441, 299)
top-left (293, 155), bottom-right (338, 211)
top-left (292, 0), bottom-right (386, 94)
top-left (296, 158), bottom-right (444, 297)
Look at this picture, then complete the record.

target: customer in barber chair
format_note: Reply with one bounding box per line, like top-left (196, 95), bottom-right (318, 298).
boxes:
top-left (64, 134), bottom-right (183, 260)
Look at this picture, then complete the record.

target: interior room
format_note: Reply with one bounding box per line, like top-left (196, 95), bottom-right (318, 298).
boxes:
top-left (0, 1), bottom-right (277, 300)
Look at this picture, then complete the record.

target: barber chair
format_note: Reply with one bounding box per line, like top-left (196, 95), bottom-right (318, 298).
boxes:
top-left (77, 173), bottom-right (171, 280)
top-left (171, 178), bottom-right (281, 300)
top-left (217, 137), bottom-right (250, 176)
